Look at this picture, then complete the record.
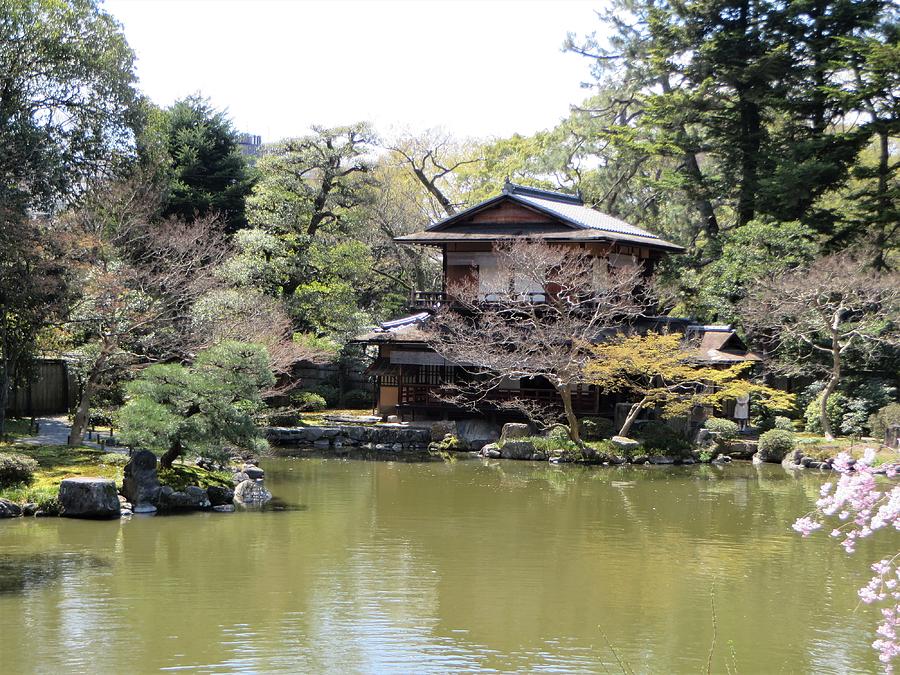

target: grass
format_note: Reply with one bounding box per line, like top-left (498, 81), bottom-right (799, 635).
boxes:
top-left (1, 417), bottom-right (37, 441)
top-left (158, 464), bottom-right (232, 491)
top-left (296, 408), bottom-right (377, 426)
top-left (794, 433), bottom-right (898, 464)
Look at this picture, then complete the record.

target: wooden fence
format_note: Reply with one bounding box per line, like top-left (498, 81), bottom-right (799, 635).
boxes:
top-left (4, 359), bottom-right (76, 416)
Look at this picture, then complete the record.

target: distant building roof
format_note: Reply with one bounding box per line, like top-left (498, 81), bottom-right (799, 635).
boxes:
top-left (395, 181), bottom-right (684, 252)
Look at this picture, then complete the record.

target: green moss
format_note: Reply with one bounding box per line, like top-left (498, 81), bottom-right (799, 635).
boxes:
top-left (1, 418), bottom-right (35, 440)
top-left (157, 464), bottom-right (232, 491)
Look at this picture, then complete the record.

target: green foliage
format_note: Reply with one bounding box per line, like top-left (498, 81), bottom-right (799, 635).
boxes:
top-left (868, 403), bottom-right (900, 441)
top-left (802, 382), bottom-right (894, 437)
top-left (0, 453), bottom-right (38, 487)
top-left (703, 417), bottom-right (740, 441)
top-left (773, 416), bottom-right (795, 432)
top-left (293, 392), bottom-right (327, 413)
top-left (432, 435), bottom-right (466, 452)
top-left (309, 385), bottom-right (340, 407)
top-left (633, 422), bottom-right (691, 454)
top-left (342, 389), bottom-right (372, 409)
top-left (758, 429), bottom-right (795, 461)
top-left (157, 465), bottom-right (231, 492)
top-left (118, 341), bottom-right (275, 463)
top-left (156, 95), bottom-right (255, 232)
top-left (99, 453), bottom-right (128, 466)
top-left (579, 417), bottom-right (616, 441)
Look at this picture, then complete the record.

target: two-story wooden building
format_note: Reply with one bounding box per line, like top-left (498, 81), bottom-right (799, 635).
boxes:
top-left (355, 182), bottom-right (758, 422)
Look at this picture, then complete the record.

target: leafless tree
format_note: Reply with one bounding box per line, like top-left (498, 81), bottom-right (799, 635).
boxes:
top-left (742, 253), bottom-right (900, 440)
top-left (425, 240), bottom-right (647, 444)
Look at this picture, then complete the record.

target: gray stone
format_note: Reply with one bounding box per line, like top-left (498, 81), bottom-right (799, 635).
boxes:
top-left (430, 420), bottom-right (457, 442)
top-left (58, 478), bottom-right (120, 519)
top-left (184, 486), bottom-right (211, 509)
top-left (232, 471), bottom-right (250, 484)
top-left (122, 449), bottom-right (161, 511)
top-left (611, 436), bottom-right (642, 452)
top-left (158, 490), bottom-right (195, 510)
top-left (500, 423), bottom-right (531, 443)
top-left (313, 439), bottom-right (330, 449)
top-left (133, 504), bottom-right (157, 514)
top-left (207, 485), bottom-right (234, 507)
top-left (234, 479), bottom-right (272, 506)
top-left (242, 465), bottom-right (265, 480)
top-left (711, 453), bottom-right (732, 465)
top-left (648, 455), bottom-right (675, 465)
top-left (120, 509), bottom-right (133, 517)
top-left (386, 415), bottom-right (400, 423)
top-left (0, 498), bottom-right (22, 518)
top-left (456, 419), bottom-right (501, 448)
top-left (212, 504), bottom-right (235, 513)
top-left (632, 455), bottom-right (650, 465)
top-left (500, 440), bottom-right (536, 460)
top-left (752, 452), bottom-right (765, 465)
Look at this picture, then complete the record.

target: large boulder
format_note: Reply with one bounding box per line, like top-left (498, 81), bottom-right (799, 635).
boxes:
top-left (500, 423), bottom-right (531, 443)
top-left (457, 419), bottom-right (501, 449)
top-left (242, 464), bottom-right (265, 480)
top-left (611, 436), bottom-right (641, 453)
top-left (234, 479), bottom-right (272, 506)
top-left (500, 440), bottom-right (537, 460)
top-left (430, 420), bottom-right (457, 442)
top-left (0, 498), bottom-right (22, 518)
top-left (122, 450), bottom-right (161, 514)
top-left (58, 478), bottom-right (120, 519)
top-left (207, 485), bottom-right (235, 507)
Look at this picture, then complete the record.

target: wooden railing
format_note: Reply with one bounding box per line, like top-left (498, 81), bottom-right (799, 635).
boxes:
top-left (411, 290), bottom-right (550, 309)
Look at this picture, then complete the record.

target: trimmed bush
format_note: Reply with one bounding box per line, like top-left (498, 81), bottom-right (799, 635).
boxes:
top-left (758, 429), bottom-right (795, 462)
top-left (773, 416), bottom-right (794, 431)
top-left (633, 421), bottom-right (691, 453)
top-left (804, 392), bottom-right (848, 435)
top-left (580, 417), bottom-right (616, 441)
top-left (310, 385), bottom-right (339, 407)
top-left (548, 424), bottom-right (570, 440)
top-left (0, 453), bottom-right (38, 487)
top-left (293, 392), bottom-right (327, 412)
top-left (343, 389), bottom-right (372, 409)
top-left (868, 403), bottom-right (900, 440)
top-left (704, 417), bottom-right (740, 441)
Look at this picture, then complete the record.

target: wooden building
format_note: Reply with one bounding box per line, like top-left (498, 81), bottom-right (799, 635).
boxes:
top-left (355, 182), bottom-right (758, 422)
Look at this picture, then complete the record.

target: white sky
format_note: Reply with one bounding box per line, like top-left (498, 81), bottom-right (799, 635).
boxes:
top-left (102, 0), bottom-right (604, 143)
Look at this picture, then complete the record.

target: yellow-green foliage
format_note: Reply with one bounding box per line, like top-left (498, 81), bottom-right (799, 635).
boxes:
top-left (157, 465), bottom-right (232, 491)
top-left (584, 332), bottom-right (793, 420)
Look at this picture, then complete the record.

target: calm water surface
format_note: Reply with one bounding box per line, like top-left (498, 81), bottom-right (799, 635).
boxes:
top-left (0, 458), bottom-right (895, 674)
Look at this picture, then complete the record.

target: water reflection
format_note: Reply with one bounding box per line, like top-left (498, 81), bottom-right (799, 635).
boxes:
top-left (0, 459), bottom-right (892, 673)
top-left (0, 552), bottom-right (108, 595)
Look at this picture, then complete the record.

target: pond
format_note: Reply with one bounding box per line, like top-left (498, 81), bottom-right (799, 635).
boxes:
top-left (0, 458), bottom-right (894, 673)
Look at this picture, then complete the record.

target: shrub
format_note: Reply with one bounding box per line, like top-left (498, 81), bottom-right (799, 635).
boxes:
top-left (310, 384), bottom-right (340, 407)
top-left (579, 417), bottom-right (616, 441)
top-left (262, 407), bottom-right (301, 426)
top-left (548, 424), bottom-right (570, 440)
top-left (804, 392), bottom-right (847, 435)
top-left (342, 389), bottom-right (372, 409)
top-left (89, 408), bottom-right (116, 428)
top-left (0, 453), bottom-right (38, 487)
top-left (773, 416), bottom-right (794, 431)
top-left (868, 403), bottom-right (900, 440)
top-left (704, 417), bottom-right (740, 441)
top-left (801, 380), bottom-right (896, 436)
top-left (293, 392), bottom-right (327, 412)
top-left (758, 429), bottom-right (795, 461)
top-left (99, 453), bottom-right (129, 466)
top-left (633, 421), bottom-right (691, 454)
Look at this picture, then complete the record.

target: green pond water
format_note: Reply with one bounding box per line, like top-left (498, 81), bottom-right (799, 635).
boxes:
top-left (0, 458), bottom-right (895, 674)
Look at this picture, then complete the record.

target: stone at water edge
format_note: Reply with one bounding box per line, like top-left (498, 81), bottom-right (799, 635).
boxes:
top-left (499, 440), bottom-right (537, 460)
top-left (213, 504), bottom-right (235, 513)
top-left (611, 436), bottom-right (641, 452)
top-left (0, 498), bottom-right (22, 518)
top-left (500, 423), bottom-right (531, 443)
top-left (242, 465), bottom-right (265, 480)
top-left (58, 478), bottom-right (121, 519)
top-left (233, 479), bottom-right (272, 506)
top-left (122, 449), bottom-right (161, 513)
top-left (430, 420), bottom-right (457, 442)
top-left (184, 486), bottom-right (211, 509)
top-left (232, 471), bottom-right (249, 484)
top-left (207, 485), bottom-right (234, 507)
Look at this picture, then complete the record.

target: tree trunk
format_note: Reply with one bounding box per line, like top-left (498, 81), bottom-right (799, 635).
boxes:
top-left (0, 334), bottom-right (8, 438)
top-left (69, 348), bottom-right (109, 446)
top-left (820, 334), bottom-right (842, 442)
top-left (619, 396), bottom-right (649, 438)
top-left (558, 383), bottom-right (581, 445)
top-left (160, 439), bottom-right (183, 469)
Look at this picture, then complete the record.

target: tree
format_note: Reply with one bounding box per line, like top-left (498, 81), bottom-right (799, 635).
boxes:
top-left (0, 0), bottom-right (139, 216)
top-left (425, 240), bottom-right (646, 444)
top-left (0, 212), bottom-right (70, 435)
top-left (743, 253), bottom-right (899, 440)
top-left (157, 96), bottom-right (256, 233)
top-left (62, 177), bottom-right (229, 445)
top-left (583, 331), bottom-right (792, 437)
top-left (117, 341), bottom-right (274, 468)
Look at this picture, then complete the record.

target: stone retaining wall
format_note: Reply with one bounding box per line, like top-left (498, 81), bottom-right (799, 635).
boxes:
top-left (266, 425), bottom-right (432, 454)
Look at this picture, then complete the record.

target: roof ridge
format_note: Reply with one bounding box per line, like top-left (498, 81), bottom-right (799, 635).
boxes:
top-left (502, 179), bottom-right (583, 205)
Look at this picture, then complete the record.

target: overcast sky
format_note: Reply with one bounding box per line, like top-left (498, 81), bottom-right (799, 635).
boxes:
top-left (103, 0), bottom-right (603, 143)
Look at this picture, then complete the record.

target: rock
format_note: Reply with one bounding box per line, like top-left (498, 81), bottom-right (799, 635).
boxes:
top-left (58, 478), bottom-right (120, 519)
top-left (122, 450), bottom-right (161, 512)
top-left (0, 498), bottom-right (22, 518)
top-left (430, 420), bottom-right (457, 442)
top-left (21, 503), bottom-right (37, 517)
top-left (695, 428), bottom-right (711, 445)
top-left (480, 443), bottom-right (502, 459)
top-left (632, 455), bottom-right (650, 465)
top-left (120, 509), bottom-right (133, 517)
top-left (212, 504), bottom-right (235, 513)
top-left (500, 440), bottom-right (536, 460)
top-left (456, 419), bottom-right (501, 448)
top-left (233, 479), bottom-right (272, 506)
top-left (386, 415), bottom-right (400, 423)
top-left (611, 436), bottom-right (642, 452)
top-left (711, 454), bottom-right (732, 465)
top-left (648, 455), bottom-right (675, 465)
top-left (232, 471), bottom-right (249, 484)
top-left (207, 485), bottom-right (235, 507)
top-left (500, 423), bottom-right (531, 443)
top-left (184, 486), bottom-right (211, 509)
top-left (752, 452), bottom-right (765, 465)
top-left (242, 464), bottom-right (265, 480)
top-left (158, 490), bottom-right (195, 510)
